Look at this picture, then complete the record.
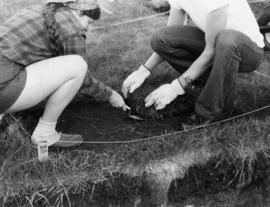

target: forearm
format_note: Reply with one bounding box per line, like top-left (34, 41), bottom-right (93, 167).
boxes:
top-left (143, 52), bottom-right (164, 72)
top-left (143, 7), bottom-right (186, 72)
top-left (178, 50), bottom-right (214, 88)
top-left (80, 70), bottom-right (112, 102)
top-left (167, 7), bottom-right (186, 26)
top-left (177, 5), bottom-right (228, 88)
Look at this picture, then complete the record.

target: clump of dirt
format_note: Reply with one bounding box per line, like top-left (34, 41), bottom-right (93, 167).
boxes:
top-left (126, 74), bottom-right (200, 120)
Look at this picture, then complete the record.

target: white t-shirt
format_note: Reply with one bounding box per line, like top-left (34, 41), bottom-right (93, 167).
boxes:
top-left (168, 0), bottom-right (265, 48)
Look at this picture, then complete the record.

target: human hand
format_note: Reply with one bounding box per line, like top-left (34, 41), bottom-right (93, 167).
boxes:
top-left (109, 90), bottom-right (130, 111)
top-left (144, 79), bottom-right (185, 110)
top-left (122, 65), bottom-right (151, 98)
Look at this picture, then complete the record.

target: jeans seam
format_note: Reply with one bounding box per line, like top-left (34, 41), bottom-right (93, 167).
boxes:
top-left (195, 43), bottom-right (239, 118)
top-left (238, 41), bottom-right (264, 71)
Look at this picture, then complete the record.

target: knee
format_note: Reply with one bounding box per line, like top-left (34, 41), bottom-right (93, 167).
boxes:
top-left (150, 27), bottom-right (169, 53)
top-left (215, 30), bottom-right (241, 51)
top-left (69, 55), bottom-right (88, 78)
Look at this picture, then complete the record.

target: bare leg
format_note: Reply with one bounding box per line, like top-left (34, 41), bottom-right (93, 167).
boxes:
top-left (7, 55), bottom-right (87, 121)
top-left (6, 55), bottom-right (87, 147)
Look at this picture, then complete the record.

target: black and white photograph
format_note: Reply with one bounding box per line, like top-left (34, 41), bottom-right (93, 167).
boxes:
top-left (0, 0), bottom-right (270, 206)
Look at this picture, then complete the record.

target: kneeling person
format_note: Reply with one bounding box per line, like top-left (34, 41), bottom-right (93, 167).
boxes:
top-left (0, 0), bottom-right (128, 148)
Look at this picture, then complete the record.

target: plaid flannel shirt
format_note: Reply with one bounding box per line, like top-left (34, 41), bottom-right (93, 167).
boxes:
top-left (0, 5), bottom-right (112, 101)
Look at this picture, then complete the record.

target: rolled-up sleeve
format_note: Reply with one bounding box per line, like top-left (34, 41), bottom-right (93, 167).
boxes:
top-left (81, 70), bottom-right (112, 102)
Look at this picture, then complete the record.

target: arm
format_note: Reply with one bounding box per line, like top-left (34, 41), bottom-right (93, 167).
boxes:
top-left (143, 7), bottom-right (187, 71)
top-left (122, 6), bottom-right (187, 97)
top-left (144, 5), bottom-right (229, 110)
top-left (167, 6), bottom-right (187, 26)
top-left (178, 5), bottom-right (228, 88)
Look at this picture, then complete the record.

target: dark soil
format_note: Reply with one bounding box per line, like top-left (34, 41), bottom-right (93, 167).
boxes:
top-left (20, 72), bottom-right (270, 154)
top-left (15, 65), bottom-right (270, 206)
top-left (19, 152), bottom-right (270, 207)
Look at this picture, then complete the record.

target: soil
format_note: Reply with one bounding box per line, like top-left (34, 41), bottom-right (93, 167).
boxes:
top-left (54, 153), bottom-right (270, 207)
top-left (17, 65), bottom-right (270, 206)
top-left (22, 71), bottom-right (270, 154)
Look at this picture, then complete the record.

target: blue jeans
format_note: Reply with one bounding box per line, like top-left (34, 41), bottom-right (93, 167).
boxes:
top-left (150, 26), bottom-right (264, 118)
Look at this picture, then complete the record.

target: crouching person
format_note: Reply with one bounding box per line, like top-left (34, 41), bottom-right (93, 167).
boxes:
top-left (122, 0), bottom-right (264, 128)
top-left (0, 0), bottom-right (128, 148)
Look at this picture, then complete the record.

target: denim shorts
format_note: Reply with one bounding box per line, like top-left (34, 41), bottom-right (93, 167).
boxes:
top-left (0, 56), bottom-right (26, 113)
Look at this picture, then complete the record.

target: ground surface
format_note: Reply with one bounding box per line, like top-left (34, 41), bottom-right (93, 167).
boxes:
top-left (16, 56), bottom-right (270, 206)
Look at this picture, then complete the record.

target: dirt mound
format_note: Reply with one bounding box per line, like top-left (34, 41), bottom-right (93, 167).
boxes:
top-left (126, 74), bottom-right (200, 120)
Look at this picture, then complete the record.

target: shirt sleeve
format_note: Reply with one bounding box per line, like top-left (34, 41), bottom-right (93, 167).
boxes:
top-left (204, 0), bottom-right (229, 14)
top-left (62, 35), bottom-right (112, 102)
top-left (80, 70), bottom-right (112, 102)
top-left (168, 0), bottom-right (181, 10)
top-left (62, 35), bottom-right (87, 58)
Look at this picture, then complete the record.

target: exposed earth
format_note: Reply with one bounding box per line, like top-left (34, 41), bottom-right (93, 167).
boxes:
top-left (17, 59), bottom-right (270, 206)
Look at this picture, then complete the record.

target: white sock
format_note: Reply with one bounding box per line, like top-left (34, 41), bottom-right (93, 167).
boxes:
top-left (31, 118), bottom-right (61, 146)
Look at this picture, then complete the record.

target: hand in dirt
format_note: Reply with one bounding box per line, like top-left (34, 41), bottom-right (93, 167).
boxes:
top-left (122, 65), bottom-right (151, 98)
top-left (109, 90), bottom-right (130, 111)
top-left (144, 79), bottom-right (185, 110)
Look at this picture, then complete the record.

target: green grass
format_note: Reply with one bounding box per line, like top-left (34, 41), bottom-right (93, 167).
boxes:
top-left (0, 0), bottom-right (270, 206)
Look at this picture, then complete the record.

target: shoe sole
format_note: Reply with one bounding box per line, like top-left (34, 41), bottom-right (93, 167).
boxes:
top-left (31, 139), bottom-right (83, 149)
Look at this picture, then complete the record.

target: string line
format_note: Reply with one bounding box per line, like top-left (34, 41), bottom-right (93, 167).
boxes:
top-left (87, 0), bottom-right (269, 31)
top-left (49, 71), bottom-right (270, 144)
top-left (49, 104), bottom-right (270, 144)
top-left (89, 11), bottom-right (169, 31)
top-left (6, 0), bottom-right (270, 144)
top-left (8, 71), bottom-right (270, 145)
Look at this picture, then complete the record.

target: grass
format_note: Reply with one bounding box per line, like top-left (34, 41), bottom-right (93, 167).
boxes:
top-left (0, 0), bottom-right (270, 206)
top-left (1, 113), bottom-right (270, 206)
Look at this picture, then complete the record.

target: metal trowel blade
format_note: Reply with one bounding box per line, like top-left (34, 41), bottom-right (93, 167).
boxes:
top-left (126, 108), bottom-right (144, 121)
